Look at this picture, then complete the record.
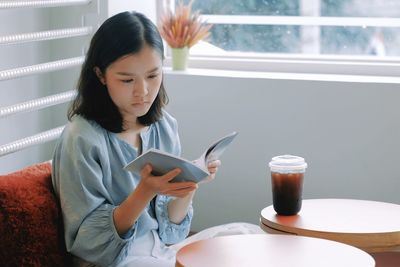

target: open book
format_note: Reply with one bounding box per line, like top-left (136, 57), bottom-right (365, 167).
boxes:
top-left (124, 131), bottom-right (238, 183)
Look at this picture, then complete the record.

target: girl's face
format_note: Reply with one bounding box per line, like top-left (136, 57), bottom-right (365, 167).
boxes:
top-left (102, 45), bottom-right (163, 123)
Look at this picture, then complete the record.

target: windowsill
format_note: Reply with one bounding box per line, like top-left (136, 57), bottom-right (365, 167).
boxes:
top-left (164, 67), bottom-right (400, 84)
top-left (164, 52), bottom-right (400, 77)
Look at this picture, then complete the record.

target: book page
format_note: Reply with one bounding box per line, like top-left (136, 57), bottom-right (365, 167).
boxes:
top-left (195, 131), bottom-right (238, 170)
top-left (124, 149), bottom-right (209, 183)
top-left (124, 131), bottom-right (238, 183)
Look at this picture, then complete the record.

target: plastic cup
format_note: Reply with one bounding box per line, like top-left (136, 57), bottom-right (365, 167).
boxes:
top-left (269, 155), bottom-right (307, 215)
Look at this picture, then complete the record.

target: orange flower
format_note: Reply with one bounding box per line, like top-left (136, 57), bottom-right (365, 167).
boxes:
top-left (158, 1), bottom-right (212, 48)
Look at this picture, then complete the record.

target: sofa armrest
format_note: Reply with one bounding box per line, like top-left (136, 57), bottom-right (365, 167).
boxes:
top-left (0, 162), bottom-right (72, 266)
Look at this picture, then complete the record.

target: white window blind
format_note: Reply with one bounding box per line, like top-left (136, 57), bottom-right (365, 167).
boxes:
top-left (0, 0), bottom-right (97, 161)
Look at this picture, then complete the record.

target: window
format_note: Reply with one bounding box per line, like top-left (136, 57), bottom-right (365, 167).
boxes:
top-left (190, 0), bottom-right (400, 57)
top-left (159, 0), bottom-right (400, 76)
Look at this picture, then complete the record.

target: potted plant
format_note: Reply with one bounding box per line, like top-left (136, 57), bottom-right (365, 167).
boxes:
top-left (158, 0), bottom-right (212, 70)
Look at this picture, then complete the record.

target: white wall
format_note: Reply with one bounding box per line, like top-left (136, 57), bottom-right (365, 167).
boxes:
top-left (164, 71), bottom-right (400, 231)
top-left (107, 0), bottom-right (157, 21)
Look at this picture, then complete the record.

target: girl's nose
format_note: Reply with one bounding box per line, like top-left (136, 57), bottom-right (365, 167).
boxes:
top-left (133, 78), bottom-right (148, 97)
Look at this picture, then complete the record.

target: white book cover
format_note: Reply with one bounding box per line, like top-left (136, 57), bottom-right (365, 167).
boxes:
top-left (124, 131), bottom-right (238, 183)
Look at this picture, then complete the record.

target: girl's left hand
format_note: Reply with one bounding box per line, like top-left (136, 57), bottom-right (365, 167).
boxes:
top-left (199, 160), bottom-right (221, 184)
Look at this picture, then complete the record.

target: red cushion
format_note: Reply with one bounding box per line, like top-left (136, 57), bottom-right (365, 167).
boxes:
top-left (0, 162), bottom-right (72, 266)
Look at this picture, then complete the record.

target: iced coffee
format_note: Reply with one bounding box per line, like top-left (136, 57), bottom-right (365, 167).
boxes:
top-left (269, 155), bottom-right (307, 215)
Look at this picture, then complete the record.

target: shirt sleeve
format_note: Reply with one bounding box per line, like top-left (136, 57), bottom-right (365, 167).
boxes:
top-left (155, 195), bottom-right (193, 244)
top-left (52, 122), bottom-right (135, 267)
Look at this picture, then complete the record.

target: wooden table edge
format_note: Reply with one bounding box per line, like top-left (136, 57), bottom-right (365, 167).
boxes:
top-left (260, 220), bottom-right (400, 253)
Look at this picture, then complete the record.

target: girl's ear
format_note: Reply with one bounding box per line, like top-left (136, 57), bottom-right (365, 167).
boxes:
top-left (93, 67), bottom-right (106, 85)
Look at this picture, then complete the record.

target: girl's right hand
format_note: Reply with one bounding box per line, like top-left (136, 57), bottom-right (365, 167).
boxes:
top-left (139, 164), bottom-right (198, 198)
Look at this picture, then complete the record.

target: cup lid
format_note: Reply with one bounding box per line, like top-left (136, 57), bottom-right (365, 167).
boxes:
top-left (269, 155), bottom-right (307, 171)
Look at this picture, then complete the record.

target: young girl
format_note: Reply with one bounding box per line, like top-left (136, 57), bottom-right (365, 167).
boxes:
top-left (52, 11), bottom-right (260, 267)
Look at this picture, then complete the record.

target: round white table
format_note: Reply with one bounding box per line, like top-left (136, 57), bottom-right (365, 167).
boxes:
top-left (175, 234), bottom-right (374, 267)
top-left (260, 199), bottom-right (400, 266)
top-left (260, 198), bottom-right (400, 252)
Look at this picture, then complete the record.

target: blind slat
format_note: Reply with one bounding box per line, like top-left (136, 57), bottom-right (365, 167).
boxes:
top-left (0, 0), bottom-right (91, 9)
top-left (0, 56), bottom-right (84, 81)
top-left (0, 26), bottom-right (93, 45)
top-left (0, 126), bottom-right (64, 157)
top-left (0, 90), bottom-right (76, 118)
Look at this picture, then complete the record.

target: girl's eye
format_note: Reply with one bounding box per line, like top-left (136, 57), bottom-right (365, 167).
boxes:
top-left (122, 79), bottom-right (134, 83)
top-left (148, 74), bottom-right (159, 79)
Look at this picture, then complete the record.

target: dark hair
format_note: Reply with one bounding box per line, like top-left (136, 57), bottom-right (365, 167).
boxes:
top-left (68, 11), bottom-right (168, 132)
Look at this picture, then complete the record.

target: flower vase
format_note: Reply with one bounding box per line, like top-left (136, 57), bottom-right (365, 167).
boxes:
top-left (171, 47), bottom-right (189, 70)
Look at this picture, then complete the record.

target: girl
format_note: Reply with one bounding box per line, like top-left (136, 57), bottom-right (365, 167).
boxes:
top-left (52, 11), bottom-right (260, 267)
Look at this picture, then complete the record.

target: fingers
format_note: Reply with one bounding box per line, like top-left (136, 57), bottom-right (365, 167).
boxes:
top-left (159, 184), bottom-right (197, 197)
top-left (158, 168), bottom-right (197, 194)
top-left (208, 160), bottom-right (221, 168)
top-left (161, 168), bottom-right (182, 182)
top-left (198, 160), bottom-right (221, 185)
top-left (208, 167), bottom-right (218, 174)
top-left (141, 165), bottom-right (199, 196)
top-left (164, 184), bottom-right (198, 198)
top-left (207, 160), bottom-right (221, 174)
top-left (140, 164), bottom-right (153, 177)
top-left (163, 181), bottom-right (197, 192)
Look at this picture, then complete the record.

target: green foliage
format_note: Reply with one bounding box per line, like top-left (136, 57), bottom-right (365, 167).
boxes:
top-left (321, 0), bottom-right (347, 16)
top-left (189, 0), bottom-right (299, 16)
top-left (175, 0), bottom-right (398, 55)
top-left (185, 0), bottom-right (300, 53)
top-left (209, 24), bottom-right (300, 53)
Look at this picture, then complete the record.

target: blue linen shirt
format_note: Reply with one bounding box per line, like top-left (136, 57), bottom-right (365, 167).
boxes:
top-left (51, 111), bottom-right (193, 267)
